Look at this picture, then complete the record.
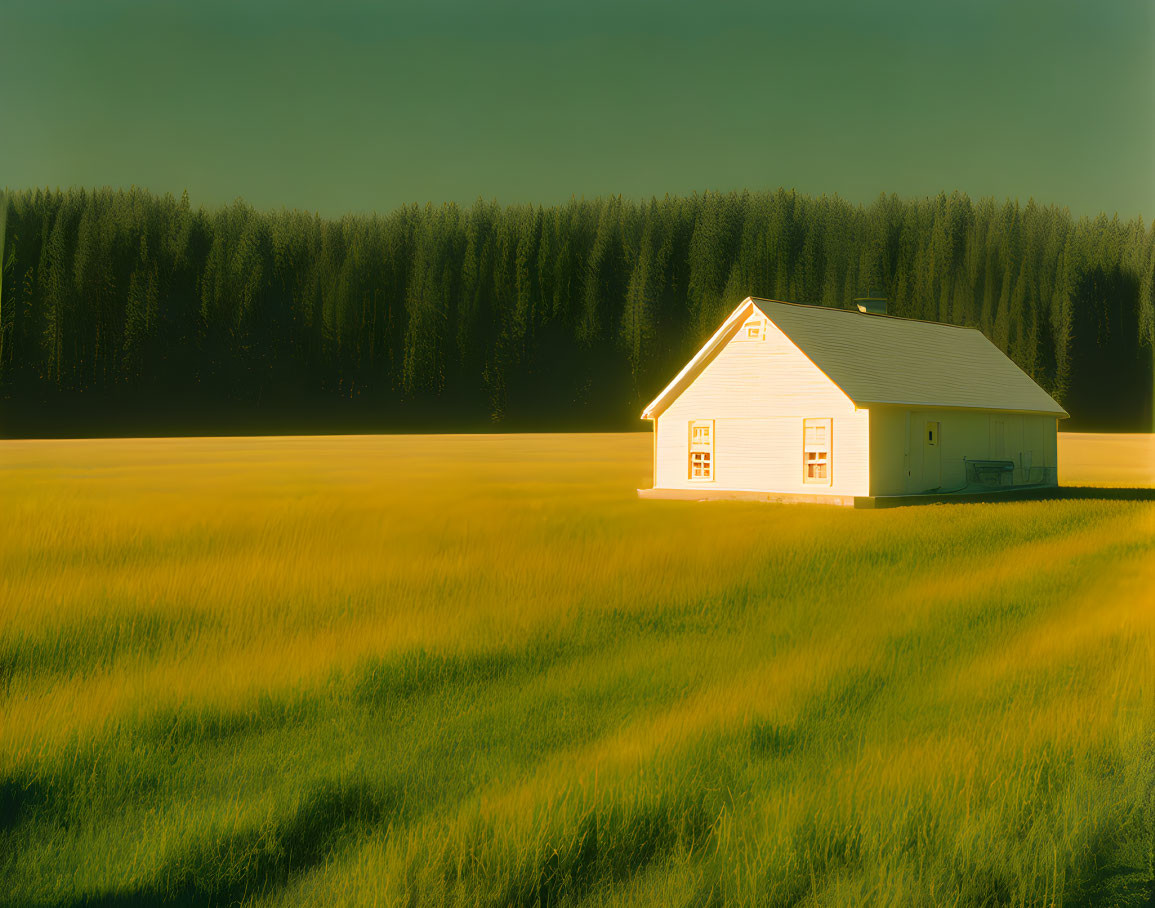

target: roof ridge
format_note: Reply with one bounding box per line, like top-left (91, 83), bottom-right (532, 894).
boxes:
top-left (750, 297), bottom-right (979, 331)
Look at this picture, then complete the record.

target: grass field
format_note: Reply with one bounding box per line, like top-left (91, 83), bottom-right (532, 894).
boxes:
top-left (1055, 433), bottom-right (1155, 488)
top-left (1, 432), bottom-right (1153, 906)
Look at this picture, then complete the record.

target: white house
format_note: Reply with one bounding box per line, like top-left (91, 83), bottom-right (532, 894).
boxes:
top-left (639, 297), bottom-right (1069, 506)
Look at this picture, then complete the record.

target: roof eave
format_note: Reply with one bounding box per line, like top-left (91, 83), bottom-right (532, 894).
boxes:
top-left (640, 298), bottom-right (758, 419)
top-left (858, 399), bottom-right (1069, 419)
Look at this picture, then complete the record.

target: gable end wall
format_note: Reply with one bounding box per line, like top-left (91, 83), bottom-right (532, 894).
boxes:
top-left (653, 315), bottom-right (869, 495)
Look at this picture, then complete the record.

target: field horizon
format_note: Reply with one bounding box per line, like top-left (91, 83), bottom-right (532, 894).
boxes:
top-left (2, 432), bottom-right (1153, 905)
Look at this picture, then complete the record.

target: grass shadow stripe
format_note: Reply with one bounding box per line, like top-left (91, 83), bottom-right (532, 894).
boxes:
top-left (60, 777), bottom-right (400, 908)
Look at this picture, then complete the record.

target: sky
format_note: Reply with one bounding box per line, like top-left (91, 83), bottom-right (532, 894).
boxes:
top-left (1, 0), bottom-right (1151, 219)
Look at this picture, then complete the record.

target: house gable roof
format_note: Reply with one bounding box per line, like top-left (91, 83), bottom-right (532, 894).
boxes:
top-left (642, 297), bottom-right (1069, 419)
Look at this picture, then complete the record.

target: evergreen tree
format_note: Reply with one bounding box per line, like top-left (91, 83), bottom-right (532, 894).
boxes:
top-left (0, 186), bottom-right (1149, 432)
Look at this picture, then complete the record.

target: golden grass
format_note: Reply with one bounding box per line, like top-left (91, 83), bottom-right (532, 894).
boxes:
top-left (1, 432), bottom-right (1152, 906)
top-left (1058, 431), bottom-right (1155, 487)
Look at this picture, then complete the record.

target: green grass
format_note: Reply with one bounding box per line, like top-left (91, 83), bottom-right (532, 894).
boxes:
top-left (1, 433), bottom-right (1152, 906)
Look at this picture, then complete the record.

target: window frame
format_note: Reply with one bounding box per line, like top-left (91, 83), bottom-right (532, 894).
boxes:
top-left (688, 419), bottom-right (715, 482)
top-left (743, 317), bottom-right (765, 341)
top-left (926, 421), bottom-right (939, 446)
top-left (802, 417), bottom-right (833, 486)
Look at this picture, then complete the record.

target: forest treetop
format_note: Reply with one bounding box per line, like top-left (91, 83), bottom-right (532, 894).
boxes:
top-left (0, 187), bottom-right (1151, 434)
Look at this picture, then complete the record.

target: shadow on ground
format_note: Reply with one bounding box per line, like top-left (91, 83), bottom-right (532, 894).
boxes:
top-left (1049, 487), bottom-right (1155, 502)
top-left (49, 780), bottom-right (396, 908)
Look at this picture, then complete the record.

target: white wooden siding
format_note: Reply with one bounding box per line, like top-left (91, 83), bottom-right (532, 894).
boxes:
top-left (869, 405), bottom-right (1059, 495)
top-left (654, 319), bottom-right (870, 495)
top-left (867, 407), bottom-right (909, 497)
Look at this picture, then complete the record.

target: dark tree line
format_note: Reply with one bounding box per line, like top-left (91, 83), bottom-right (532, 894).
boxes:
top-left (0, 187), bottom-right (1151, 435)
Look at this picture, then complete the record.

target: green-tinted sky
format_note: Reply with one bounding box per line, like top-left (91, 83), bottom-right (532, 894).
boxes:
top-left (2, 0), bottom-right (1151, 218)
